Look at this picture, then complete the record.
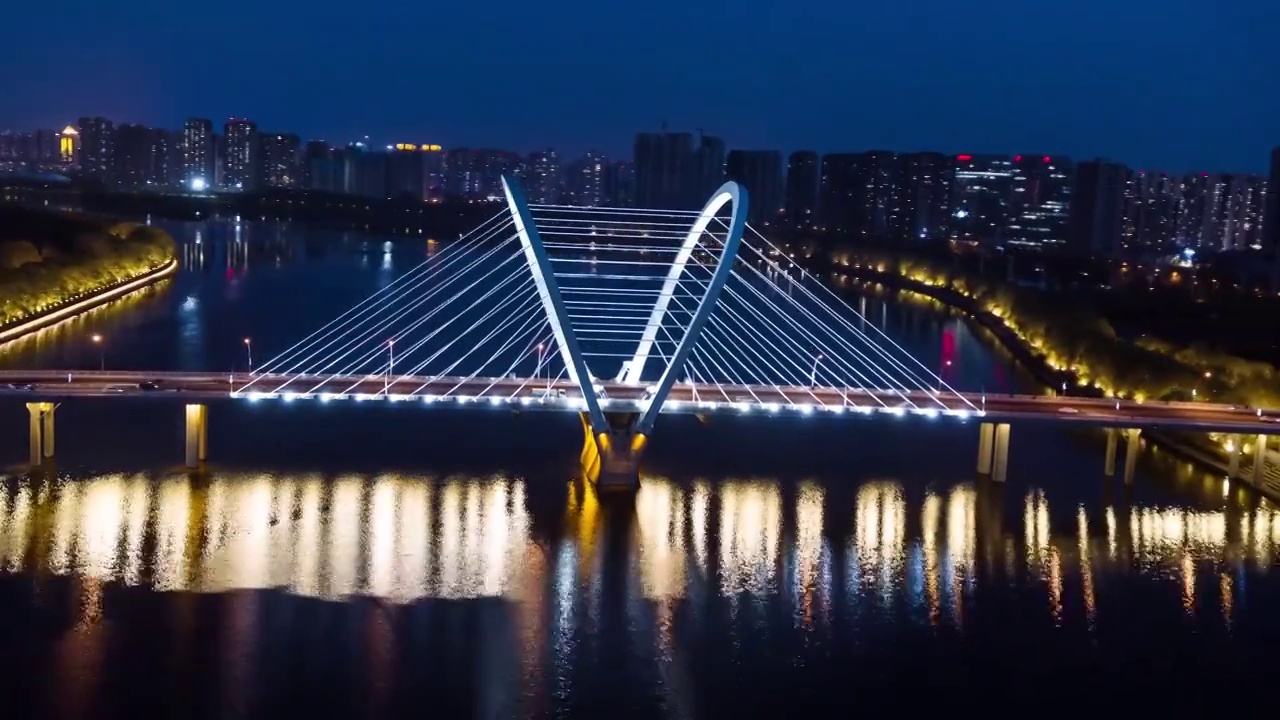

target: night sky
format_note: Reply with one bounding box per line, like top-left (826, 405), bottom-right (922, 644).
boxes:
top-left (4, 0), bottom-right (1277, 172)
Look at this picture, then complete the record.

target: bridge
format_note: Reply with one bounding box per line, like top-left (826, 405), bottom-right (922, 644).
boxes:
top-left (6, 176), bottom-right (1279, 490)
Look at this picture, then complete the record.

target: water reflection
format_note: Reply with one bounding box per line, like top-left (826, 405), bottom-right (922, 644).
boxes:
top-left (2, 472), bottom-right (1279, 627)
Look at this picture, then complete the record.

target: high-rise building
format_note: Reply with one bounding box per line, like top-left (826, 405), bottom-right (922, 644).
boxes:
top-left (112, 123), bottom-right (154, 189)
top-left (259, 133), bottom-right (301, 188)
top-left (1006, 155), bottom-right (1073, 249)
top-left (385, 143), bottom-right (429, 200)
top-left (725, 149), bottom-right (783, 226)
top-left (1267, 147), bottom-right (1280, 256)
top-left (892, 152), bottom-right (954, 243)
top-left (76, 116), bottom-right (114, 184)
top-left (526, 149), bottom-right (562, 204)
top-left (634, 131), bottom-right (694, 209)
top-left (784, 151), bottom-right (819, 230)
top-left (57, 126), bottom-right (78, 167)
top-left (444, 148), bottom-right (519, 199)
top-left (1068, 159), bottom-right (1127, 258)
top-left (182, 118), bottom-right (215, 190)
top-left (1217, 174), bottom-right (1267, 251)
top-left (303, 141), bottom-right (342, 193)
top-left (221, 118), bottom-right (258, 191)
top-left (693, 133), bottom-right (726, 201)
top-left (603, 160), bottom-right (635, 208)
top-left (950, 154), bottom-right (1014, 246)
top-left (818, 153), bottom-right (862, 235)
top-left (1121, 170), bottom-right (1180, 254)
top-left (422, 144), bottom-right (445, 198)
top-left (565, 151), bottom-right (605, 207)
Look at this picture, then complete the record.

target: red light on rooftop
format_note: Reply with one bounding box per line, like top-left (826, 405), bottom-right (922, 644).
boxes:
top-left (957, 154), bottom-right (972, 161)
top-left (1014, 155), bottom-right (1022, 162)
top-left (1043, 156), bottom-right (1051, 162)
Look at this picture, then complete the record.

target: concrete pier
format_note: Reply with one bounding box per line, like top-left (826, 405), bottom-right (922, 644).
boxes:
top-left (976, 422), bottom-right (994, 475)
top-left (25, 402), bottom-right (55, 466)
top-left (1123, 428), bottom-right (1141, 484)
top-left (1227, 434), bottom-right (1242, 478)
top-left (1253, 434), bottom-right (1269, 489)
top-left (184, 404), bottom-right (208, 468)
top-left (580, 412), bottom-right (645, 491)
top-left (977, 422), bottom-right (1011, 482)
top-left (1104, 429), bottom-right (1118, 476)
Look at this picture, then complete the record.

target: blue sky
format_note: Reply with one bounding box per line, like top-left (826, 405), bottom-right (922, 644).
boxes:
top-left (3, 0), bottom-right (1277, 172)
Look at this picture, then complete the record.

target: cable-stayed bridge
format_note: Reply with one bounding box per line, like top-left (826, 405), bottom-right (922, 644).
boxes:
top-left (4, 177), bottom-right (1279, 490)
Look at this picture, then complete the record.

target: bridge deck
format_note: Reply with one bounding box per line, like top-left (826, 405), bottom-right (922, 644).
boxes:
top-left (0, 370), bottom-right (1277, 434)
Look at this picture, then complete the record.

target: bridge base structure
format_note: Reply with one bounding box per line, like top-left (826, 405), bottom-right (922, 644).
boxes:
top-left (580, 412), bottom-right (646, 492)
top-left (976, 422), bottom-right (1011, 483)
top-left (25, 402), bottom-right (55, 466)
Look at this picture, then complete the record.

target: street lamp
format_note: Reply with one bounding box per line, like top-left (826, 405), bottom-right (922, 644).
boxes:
top-left (243, 337), bottom-right (253, 372)
top-left (534, 343), bottom-right (545, 383)
top-left (90, 333), bottom-right (104, 371)
top-left (809, 352), bottom-right (824, 389)
top-left (385, 338), bottom-right (395, 395)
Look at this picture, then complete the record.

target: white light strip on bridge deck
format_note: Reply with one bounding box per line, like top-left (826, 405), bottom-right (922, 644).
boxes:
top-left (229, 387), bottom-right (976, 420)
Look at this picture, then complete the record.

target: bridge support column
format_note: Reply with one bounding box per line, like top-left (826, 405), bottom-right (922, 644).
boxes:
top-left (580, 412), bottom-right (645, 492)
top-left (1123, 428), bottom-right (1141, 484)
top-left (991, 423), bottom-right (1011, 483)
top-left (1104, 428), bottom-right (1118, 476)
top-left (184, 404), bottom-right (207, 469)
top-left (1252, 434), bottom-right (1269, 489)
top-left (25, 402), bottom-right (55, 466)
top-left (1227, 434), bottom-right (1242, 478)
top-left (976, 423), bottom-right (995, 475)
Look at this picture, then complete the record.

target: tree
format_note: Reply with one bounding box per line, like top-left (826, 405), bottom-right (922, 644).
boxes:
top-left (0, 240), bottom-right (41, 270)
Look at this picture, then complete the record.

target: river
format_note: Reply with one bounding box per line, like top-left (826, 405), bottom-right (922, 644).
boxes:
top-left (0, 219), bottom-right (1273, 717)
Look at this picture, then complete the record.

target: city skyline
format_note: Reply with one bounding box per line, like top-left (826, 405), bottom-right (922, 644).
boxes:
top-left (2, 110), bottom-right (1276, 178)
top-left (3, 1), bottom-right (1277, 174)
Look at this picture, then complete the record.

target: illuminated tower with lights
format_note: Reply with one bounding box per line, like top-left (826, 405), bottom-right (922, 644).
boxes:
top-left (57, 125), bottom-right (78, 167)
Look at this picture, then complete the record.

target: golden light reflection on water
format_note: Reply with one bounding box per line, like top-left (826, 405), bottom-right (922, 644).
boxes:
top-left (1, 472), bottom-right (532, 603)
top-left (2, 472), bottom-right (1280, 630)
top-left (718, 481), bottom-right (782, 597)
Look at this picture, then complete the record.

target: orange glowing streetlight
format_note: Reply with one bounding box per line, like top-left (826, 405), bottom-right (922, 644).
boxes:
top-left (243, 337), bottom-right (253, 372)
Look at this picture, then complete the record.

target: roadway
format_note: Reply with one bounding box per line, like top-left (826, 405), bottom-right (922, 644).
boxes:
top-left (0, 369), bottom-right (1277, 434)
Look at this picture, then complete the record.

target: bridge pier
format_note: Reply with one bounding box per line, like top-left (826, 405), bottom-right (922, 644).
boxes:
top-left (976, 422), bottom-right (1011, 483)
top-left (1227, 434), bottom-right (1242, 478)
top-left (580, 412), bottom-right (645, 492)
top-left (1122, 428), bottom-right (1141, 484)
top-left (1104, 428), bottom-right (1118, 476)
top-left (25, 402), bottom-right (55, 466)
top-left (1253, 434), bottom-right (1269, 489)
top-left (184, 404), bottom-right (208, 469)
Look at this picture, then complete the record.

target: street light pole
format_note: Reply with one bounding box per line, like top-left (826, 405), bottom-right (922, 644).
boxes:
top-left (386, 338), bottom-right (395, 395)
top-left (91, 334), bottom-right (104, 371)
top-left (243, 337), bottom-right (253, 373)
top-left (810, 353), bottom-right (823, 389)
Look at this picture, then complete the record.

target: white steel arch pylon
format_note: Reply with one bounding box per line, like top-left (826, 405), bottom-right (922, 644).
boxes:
top-left (501, 175), bottom-right (609, 433)
top-left (635, 181), bottom-right (748, 434)
top-left (622, 182), bottom-right (747, 385)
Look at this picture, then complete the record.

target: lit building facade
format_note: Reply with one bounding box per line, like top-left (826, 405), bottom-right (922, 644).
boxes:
top-left (221, 118), bottom-right (258, 191)
top-left (1006, 155), bottom-right (1073, 249)
top-left (784, 151), bottom-right (819, 230)
top-left (725, 149), bottom-right (783, 226)
top-left (950, 154), bottom-right (1014, 246)
top-left (182, 118), bottom-right (215, 190)
top-left (76, 116), bottom-right (115, 184)
top-left (259, 133), bottom-right (301, 188)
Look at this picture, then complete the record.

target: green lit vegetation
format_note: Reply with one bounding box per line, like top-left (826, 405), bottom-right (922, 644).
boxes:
top-left (826, 247), bottom-right (1280, 409)
top-left (0, 206), bottom-right (175, 326)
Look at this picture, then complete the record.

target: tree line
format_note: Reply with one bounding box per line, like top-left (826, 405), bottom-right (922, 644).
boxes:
top-left (0, 205), bottom-right (176, 326)
top-left (823, 244), bottom-right (1280, 409)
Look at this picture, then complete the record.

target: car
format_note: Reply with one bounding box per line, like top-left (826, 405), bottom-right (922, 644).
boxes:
top-left (1057, 407), bottom-right (1079, 414)
top-left (139, 381), bottom-right (160, 391)
top-left (7, 383), bottom-right (34, 391)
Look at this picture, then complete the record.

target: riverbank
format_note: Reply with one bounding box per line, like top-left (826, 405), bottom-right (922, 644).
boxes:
top-left (0, 256), bottom-right (178, 346)
top-left (831, 263), bottom-right (1278, 499)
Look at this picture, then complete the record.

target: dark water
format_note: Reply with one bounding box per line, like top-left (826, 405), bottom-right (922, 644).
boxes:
top-left (0, 220), bottom-right (1274, 718)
